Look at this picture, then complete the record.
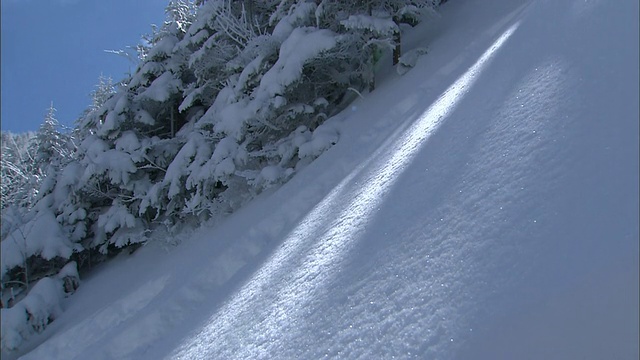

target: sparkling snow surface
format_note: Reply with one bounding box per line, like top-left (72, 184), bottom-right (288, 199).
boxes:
top-left (8, 0), bottom-right (638, 359)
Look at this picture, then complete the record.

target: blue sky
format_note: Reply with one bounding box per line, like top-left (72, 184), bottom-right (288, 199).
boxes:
top-left (1, 0), bottom-right (169, 134)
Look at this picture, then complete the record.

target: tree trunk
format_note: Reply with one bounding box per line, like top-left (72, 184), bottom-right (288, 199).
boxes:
top-left (170, 107), bottom-right (175, 138)
top-left (243, 0), bottom-right (254, 25)
top-left (393, 30), bottom-right (401, 65)
top-left (393, 19), bottom-right (401, 65)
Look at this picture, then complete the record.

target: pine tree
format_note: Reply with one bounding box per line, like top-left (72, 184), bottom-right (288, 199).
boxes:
top-left (32, 103), bottom-right (66, 168)
top-left (0, 131), bottom-right (40, 211)
top-left (1, 0), bottom-right (444, 293)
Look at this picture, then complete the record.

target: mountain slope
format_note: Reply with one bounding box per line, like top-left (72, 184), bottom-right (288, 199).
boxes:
top-left (10, 0), bottom-right (639, 358)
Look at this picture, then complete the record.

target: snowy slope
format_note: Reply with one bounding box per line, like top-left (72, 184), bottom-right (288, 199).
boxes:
top-left (7, 0), bottom-right (638, 359)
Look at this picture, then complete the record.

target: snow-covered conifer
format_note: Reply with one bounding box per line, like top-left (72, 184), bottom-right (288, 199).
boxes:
top-left (1, 0), bottom-right (444, 310)
top-left (31, 103), bottom-right (73, 171)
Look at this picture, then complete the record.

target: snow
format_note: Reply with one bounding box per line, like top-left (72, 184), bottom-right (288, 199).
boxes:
top-left (21, 278), bottom-right (64, 331)
top-left (4, 0), bottom-right (638, 359)
top-left (113, 94), bottom-right (129, 114)
top-left (1, 211), bottom-right (76, 278)
top-left (114, 131), bottom-right (141, 153)
top-left (234, 55), bottom-right (265, 94)
top-left (137, 72), bottom-right (180, 103)
top-left (133, 109), bottom-right (155, 126)
top-left (341, 14), bottom-right (398, 36)
top-left (1, 302), bottom-right (31, 351)
top-left (164, 134), bottom-right (201, 199)
top-left (146, 35), bottom-right (178, 60)
top-left (397, 47), bottom-right (428, 75)
top-left (188, 29), bottom-right (209, 46)
top-left (97, 201), bottom-right (136, 234)
top-left (55, 262), bottom-right (79, 281)
top-left (1, 263), bottom-right (77, 352)
top-left (259, 27), bottom-right (337, 100)
top-left (271, 2), bottom-right (317, 42)
top-left (297, 120), bottom-right (340, 159)
top-left (257, 166), bottom-right (284, 184)
top-left (200, 26), bottom-right (338, 141)
top-left (55, 162), bottom-right (82, 192)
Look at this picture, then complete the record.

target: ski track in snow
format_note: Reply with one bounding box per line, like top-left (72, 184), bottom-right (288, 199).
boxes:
top-left (10, 0), bottom-right (639, 359)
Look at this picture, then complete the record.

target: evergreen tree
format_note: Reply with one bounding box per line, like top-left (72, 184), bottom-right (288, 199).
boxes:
top-left (31, 103), bottom-right (71, 169)
top-left (2, 0), bottom-right (443, 305)
top-left (0, 131), bottom-right (40, 211)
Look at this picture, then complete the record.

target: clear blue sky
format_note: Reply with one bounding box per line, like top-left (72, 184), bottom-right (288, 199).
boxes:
top-left (1, 0), bottom-right (169, 134)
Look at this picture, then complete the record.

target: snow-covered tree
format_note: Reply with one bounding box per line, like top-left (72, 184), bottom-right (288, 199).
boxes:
top-left (89, 76), bottom-right (116, 117)
top-left (1, 132), bottom-right (40, 212)
top-left (31, 103), bottom-right (73, 170)
top-left (2, 0), bottom-right (444, 308)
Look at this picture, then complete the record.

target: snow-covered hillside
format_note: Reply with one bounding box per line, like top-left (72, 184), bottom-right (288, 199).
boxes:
top-left (5, 0), bottom-right (638, 358)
